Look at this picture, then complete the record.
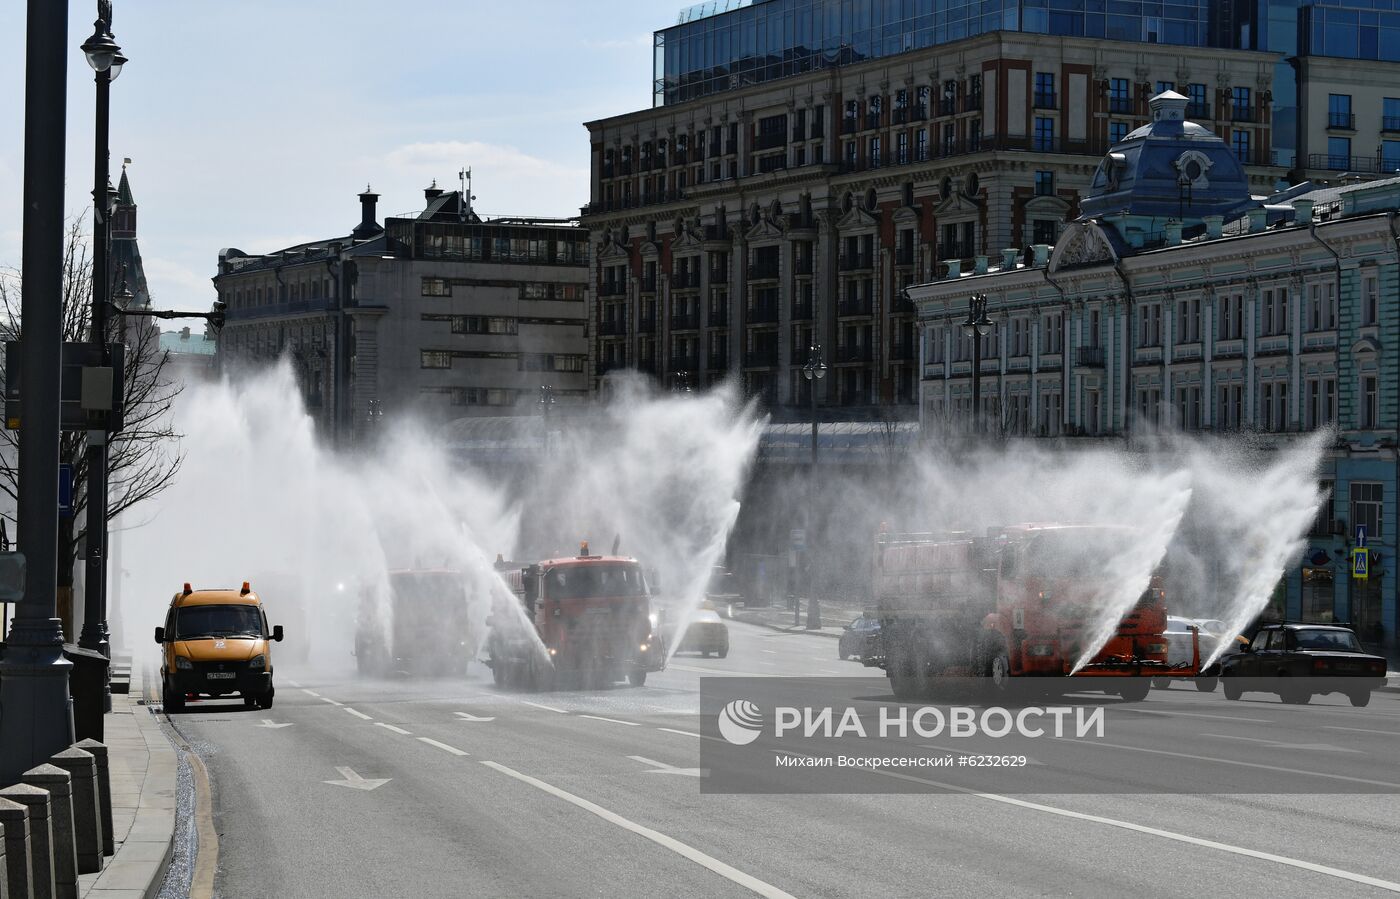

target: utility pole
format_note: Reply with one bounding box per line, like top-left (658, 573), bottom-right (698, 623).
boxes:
top-left (0, 0), bottom-right (76, 784)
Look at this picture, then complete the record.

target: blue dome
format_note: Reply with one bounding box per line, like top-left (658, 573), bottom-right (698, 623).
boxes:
top-left (1079, 91), bottom-right (1257, 226)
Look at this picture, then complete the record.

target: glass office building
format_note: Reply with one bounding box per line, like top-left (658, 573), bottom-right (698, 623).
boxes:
top-left (654, 0), bottom-right (1214, 106)
top-left (1302, 0), bottom-right (1400, 59)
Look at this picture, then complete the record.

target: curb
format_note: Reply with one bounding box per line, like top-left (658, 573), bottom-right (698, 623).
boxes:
top-left (80, 666), bottom-right (177, 899)
top-left (732, 613), bottom-right (843, 640)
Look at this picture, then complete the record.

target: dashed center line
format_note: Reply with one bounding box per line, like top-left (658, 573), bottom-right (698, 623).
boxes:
top-left (344, 708), bottom-right (372, 721)
top-left (375, 723), bottom-right (412, 735)
top-left (657, 726), bottom-right (726, 744)
top-left (521, 700), bottom-right (568, 714)
top-left (418, 737), bottom-right (470, 756)
top-left (320, 697), bottom-right (344, 707)
top-left (301, 689), bottom-right (321, 697)
top-left (579, 714), bottom-right (642, 727)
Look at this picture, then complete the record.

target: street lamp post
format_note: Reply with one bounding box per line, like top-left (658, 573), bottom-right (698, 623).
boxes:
top-left (962, 294), bottom-right (993, 433)
top-left (0, 0), bottom-right (77, 784)
top-left (78, 1), bottom-right (126, 660)
top-left (801, 345), bottom-right (826, 629)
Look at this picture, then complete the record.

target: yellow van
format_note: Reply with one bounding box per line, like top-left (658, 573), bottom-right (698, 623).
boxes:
top-left (154, 582), bottom-right (284, 712)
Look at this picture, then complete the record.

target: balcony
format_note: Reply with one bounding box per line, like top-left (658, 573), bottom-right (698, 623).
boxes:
top-left (1385, 116), bottom-right (1400, 133)
top-left (842, 115), bottom-right (859, 134)
top-left (912, 105), bottom-right (928, 121)
top-left (837, 298), bottom-right (873, 317)
top-left (638, 315), bottom-right (656, 333)
top-left (963, 93), bottom-right (983, 113)
top-left (599, 281), bottom-right (627, 298)
top-left (673, 270), bottom-right (700, 289)
top-left (599, 319), bottom-right (629, 336)
top-left (1034, 91), bottom-right (1057, 109)
top-left (895, 245), bottom-right (915, 267)
top-left (1308, 153), bottom-right (1394, 174)
top-left (708, 268), bottom-right (729, 284)
top-left (1328, 112), bottom-right (1356, 130)
top-left (838, 253), bottom-right (873, 272)
top-left (794, 256), bottom-right (814, 276)
top-left (1076, 346), bottom-right (1106, 368)
top-left (756, 131), bottom-right (787, 151)
top-left (1186, 102), bottom-right (1211, 119)
top-left (637, 358), bottom-right (658, 376)
top-left (835, 344), bottom-right (873, 363)
top-left (790, 301), bottom-right (813, 320)
top-left (893, 107), bottom-right (908, 124)
top-left (673, 150), bottom-right (688, 166)
top-left (939, 243), bottom-right (974, 262)
top-left (708, 308), bottom-right (729, 327)
top-left (747, 261), bottom-right (780, 281)
top-left (744, 348), bottom-right (779, 367)
top-left (746, 303), bottom-right (779, 324)
top-left (1109, 96), bottom-right (1133, 114)
top-left (640, 276), bottom-right (658, 294)
top-left (865, 113), bottom-right (881, 130)
top-left (725, 140), bottom-right (738, 154)
top-left (1231, 105), bottom-right (1256, 123)
top-left (671, 313), bottom-right (700, 331)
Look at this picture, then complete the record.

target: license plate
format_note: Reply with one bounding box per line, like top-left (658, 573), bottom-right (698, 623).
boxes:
top-left (206, 672), bottom-right (236, 680)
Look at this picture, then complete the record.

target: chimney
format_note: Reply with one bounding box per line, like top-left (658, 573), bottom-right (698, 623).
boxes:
top-left (974, 255), bottom-right (989, 275)
top-left (424, 180), bottom-right (444, 203)
top-left (1247, 208), bottom-right (1267, 233)
top-left (1203, 215), bottom-right (1224, 239)
top-left (1164, 221), bottom-right (1183, 246)
top-left (352, 185), bottom-right (382, 239)
top-left (1002, 248), bottom-right (1019, 269)
top-left (1294, 198), bottom-right (1314, 226)
top-left (181, 326), bottom-right (190, 340)
top-left (1033, 244), bottom-right (1051, 267)
top-left (943, 259), bottom-right (961, 279)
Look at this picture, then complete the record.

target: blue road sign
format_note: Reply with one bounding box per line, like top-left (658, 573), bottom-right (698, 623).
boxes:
top-left (58, 464), bottom-right (72, 517)
top-left (1356, 524), bottom-right (1368, 548)
top-left (1352, 547), bottom-right (1369, 580)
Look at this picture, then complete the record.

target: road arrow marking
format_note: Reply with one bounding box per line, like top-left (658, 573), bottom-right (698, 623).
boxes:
top-left (1201, 733), bottom-right (1362, 754)
top-left (256, 719), bottom-right (293, 729)
top-left (454, 711), bottom-right (496, 722)
top-left (323, 767), bottom-right (389, 791)
top-left (628, 755), bottom-right (705, 777)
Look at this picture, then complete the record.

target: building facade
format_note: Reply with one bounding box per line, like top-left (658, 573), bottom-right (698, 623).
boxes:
top-left (214, 187), bottom-right (590, 437)
top-left (908, 92), bottom-right (1400, 656)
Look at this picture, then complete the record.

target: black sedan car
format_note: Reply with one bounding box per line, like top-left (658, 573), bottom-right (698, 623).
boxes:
top-left (839, 616), bottom-right (881, 661)
top-left (1220, 623), bottom-right (1388, 706)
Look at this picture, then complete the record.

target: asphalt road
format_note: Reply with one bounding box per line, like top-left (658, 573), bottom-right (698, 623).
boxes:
top-left (163, 621), bottom-right (1400, 898)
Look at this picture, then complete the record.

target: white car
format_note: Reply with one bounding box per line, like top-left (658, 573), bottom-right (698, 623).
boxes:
top-left (1155, 616), bottom-right (1244, 691)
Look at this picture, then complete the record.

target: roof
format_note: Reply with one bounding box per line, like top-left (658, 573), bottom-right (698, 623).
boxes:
top-left (159, 330), bottom-right (216, 356)
top-left (116, 170), bottom-right (134, 206)
top-left (539, 555), bottom-right (639, 568)
top-left (171, 589), bottom-right (262, 608)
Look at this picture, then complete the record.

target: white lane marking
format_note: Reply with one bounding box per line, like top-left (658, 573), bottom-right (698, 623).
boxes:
top-left (628, 755), bottom-right (705, 777)
top-left (454, 711), bottom-right (496, 722)
top-left (760, 650), bottom-right (778, 655)
top-left (667, 663), bottom-right (773, 677)
top-left (872, 766), bottom-right (1400, 893)
top-left (579, 714), bottom-right (642, 727)
top-left (256, 719), bottom-right (293, 729)
top-left (1117, 708), bottom-right (1271, 723)
top-left (301, 689), bottom-right (321, 698)
top-left (1052, 737), bottom-right (1400, 788)
top-left (374, 723), bottom-right (412, 735)
top-left (284, 679), bottom-right (302, 688)
top-left (320, 697), bottom-right (344, 707)
top-left (418, 737), bottom-right (469, 756)
top-left (521, 700), bottom-right (568, 714)
top-left (1325, 725), bottom-right (1400, 737)
top-left (323, 767), bottom-right (389, 791)
top-left (1200, 733), bottom-right (1361, 754)
top-left (482, 761), bottom-right (797, 899)
top-left (344, 708), bottom-right (372, 721)
top-left (657, 727), bottom-right (726, 744)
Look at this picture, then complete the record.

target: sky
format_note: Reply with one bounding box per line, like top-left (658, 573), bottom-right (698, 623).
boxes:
top-left (0, 1), bottom-right (661, 317)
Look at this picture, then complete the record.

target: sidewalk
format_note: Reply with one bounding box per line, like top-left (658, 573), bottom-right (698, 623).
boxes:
top-left (732, 601), bottom-right (866, 639)
top-left (79, 665), bottom-right (178, 899)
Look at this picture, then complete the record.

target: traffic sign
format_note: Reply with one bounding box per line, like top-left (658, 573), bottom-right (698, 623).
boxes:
top-left (1356, 524), bottom-right (1368, 548)
top-left (1352, 547), bottom-right (1369, 580)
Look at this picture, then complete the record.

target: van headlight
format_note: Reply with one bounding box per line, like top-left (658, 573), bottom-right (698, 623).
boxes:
top-left (248, 654), bottom-right (266, 670)
top-left (175, 656), bottom-right (193, 670)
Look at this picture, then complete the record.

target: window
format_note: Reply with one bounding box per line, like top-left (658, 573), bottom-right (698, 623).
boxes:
top-left (1384, 141), bottom-right (1400, 173)
top-left (1305, 375), bottom-right (1337, 429)
top-left (1033, 117), bottom-right (1055, 152)
top-left (422, 277), bottom-right (450, 297)
top-left (1310, 481), bottom-right (1335, 536)
top-left (1034, 170), bottom-right (1054, 196)
top-left (1138, 303), bottom-right (1162, 347)
top-left (1109, 121), bottom-right (1129, 144)
top-left (1040, 312), bottom-right (1063, 354)
top-left (1109, 78), bottom-right (1131, 113)
top-left (1259, 378), bottom-right (1289, 432)
top-left (1307, 281), bottom-right (1337, 331)
top-left (1231, 129), bottom-right (1250, 163)
top-left (1328, 136), bottom-right (1351, 170)
top-left (869, 135), bottom-right (882, 168)
top-left (1261, 286), bottom-right (1289, 336)
top-left (1218, 293), bottom-right (1243, 340)
top-left (1176, 298), bottom-right (1201, 343)
top-left (1009, 317), bottom-right (1029, 357)
top-left (1039, 389), bottom-right (1062, 436)
top-left (1232, 86), bottom-right (1251, 120)
top-left (1361, 375), bottom-right (1379, 428)
top-left (420, 351), bottom-right (451, 369)
top-left (1363, 274), bottom-right (1379, 325)
top-left (1032, 219), bottom-right (1058, 246)
top-left (915, 128), bottom-right (928, 161)
top-left (1136, 387), bottom-right (1162, 426)
top-left (1350, 482), bottom-right (1383, 539)
top-left (1187, 83), bottom-right (1208, 118)
top-left (844, 141), bottom-right (857, 170)
top-left (968, 119), bottom-right (981, 151)
top-left (1034, 72), bottom-right (1055, 108)
top-left (1174, 385), bottom-right (1202, 430)
top-left (1328, 94), bottom-right (1353, 129)
top-left (1155, 80), bottom-right (1174, 96)
top-left (1387, 97), bottom-right (1400, 132)
top-left (896, 131), bottom-right (908, 165)
top-left (1216, 382), bottom-right (1244, 430)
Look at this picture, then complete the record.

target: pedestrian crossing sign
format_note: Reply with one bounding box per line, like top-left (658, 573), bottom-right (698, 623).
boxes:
top-left (1352, 547), bottom-right (1369, 580)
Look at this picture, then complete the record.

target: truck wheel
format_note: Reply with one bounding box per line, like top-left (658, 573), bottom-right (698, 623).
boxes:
top-left (1222, 677), bottom-right (1242, 701)
top-left (1117, 679), bottom-right (1151, 702)
top-left (163, 682), bottom-right (184, 713)
top-left (988, 653), bottom-right (1012, 693)
top-left (1194, 676), bottom-right (1219, 693)
top-left (718, 645), bottom-right (728, 659)
top-left (628, 670), bottom-right (647, 687)
top-left (701, 649), bottom-right (711, 658)
top-left (1151, 676), bottom-right (1170, 690)
top-left (259, 690), bottom-right (275, 710)
top-left (1349, 689), bottom-right (1372, 708)
top-left (244, 695), bottom-right (258, 710)
top-left (890, 673), bottom-right (925, 700)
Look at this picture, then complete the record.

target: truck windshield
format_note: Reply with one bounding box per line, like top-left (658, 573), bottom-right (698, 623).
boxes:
top-left (1018, 528), bottom-right (1130, 579)
top-left (546, 564), bottom-right (648, 599)
top-left (175, 605), bottom-right (264, 639)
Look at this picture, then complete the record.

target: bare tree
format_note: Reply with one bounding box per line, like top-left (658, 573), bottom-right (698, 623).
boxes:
top-left (0, 215), bottom-right (184, 626)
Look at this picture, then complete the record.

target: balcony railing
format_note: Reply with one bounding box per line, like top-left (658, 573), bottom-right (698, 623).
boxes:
top-left (755, 131), bottom-right (787, 151)
top-left (640, 276), bottom-right (657, 294)
top-left (744, 348), bottom-right (779, 367)
top-left (836, 345), bottom-right (873, 363)
top-left (1034, 91), bottom-right (1057, 109)
top-left (708, 308), bottom-right (729, 327)
top-left (1328, 112), bottom-right (1356, 130)
top-left (1308, 153), bottom-right (1398, 174)
top-left (1231, 104), bottom-right (1256, 123)
top-left (671, 355), bottom-right (698, 372)
top-left (599, 281), bottom-right (627, 298)
top-left (708, 352), bottom-right (729, 369)
top-left (839, 253), bottom-right (873, 272)
top-left (842, 115), bottom-right (859, 134)
top-left (638, 314), bottom-right (656, 333)
top-left (790, 301), bottom-right (813, 320)
top-left (599, 319), bottom-right (629, 336)
top-left (837, 298), bottom-right (873, 316)
top-left (1109, 96), bottom-right (1133, 114)
top-left (746, 303), bottom-right (779, 324)
top-left (888, 342), bottom-right (914, 361)
top-left (671, 313), bottom-right (700, 330)
top-left (895, 246), bottom-right (915, 267)
top-left (1076, 345), bottom-right (1106, 368)
top-left (964, 93), bottom-right (983, 113)
top-left (1186, 102), bottom-right (1210, 119)
top-left (939, 243), bottom-right (975, 261)
top-left (748, 261), bottom-right (780, 280)
top-left (893, 107), bottom-right (908, 124)
top-left (598, 359), bottom-right (627, 375)
top-left (673, 270), bottom-right (700, 289)
top-left (794, 257), bottom-right (814, 276)
top-left (939, 98), bottom-right (956, 116)
top-left (1385, 116), bottom-right (1400, 133)
top-left (865, 113), bottom-right (881, 130)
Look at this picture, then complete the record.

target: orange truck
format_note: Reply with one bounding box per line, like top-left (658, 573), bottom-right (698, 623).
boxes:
top-left (489, 544), bottom-right (662, 690)
top-left (872, 524), bottom-right (1198, 701)
top-left (154, 582), bottom-right (285, 711)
